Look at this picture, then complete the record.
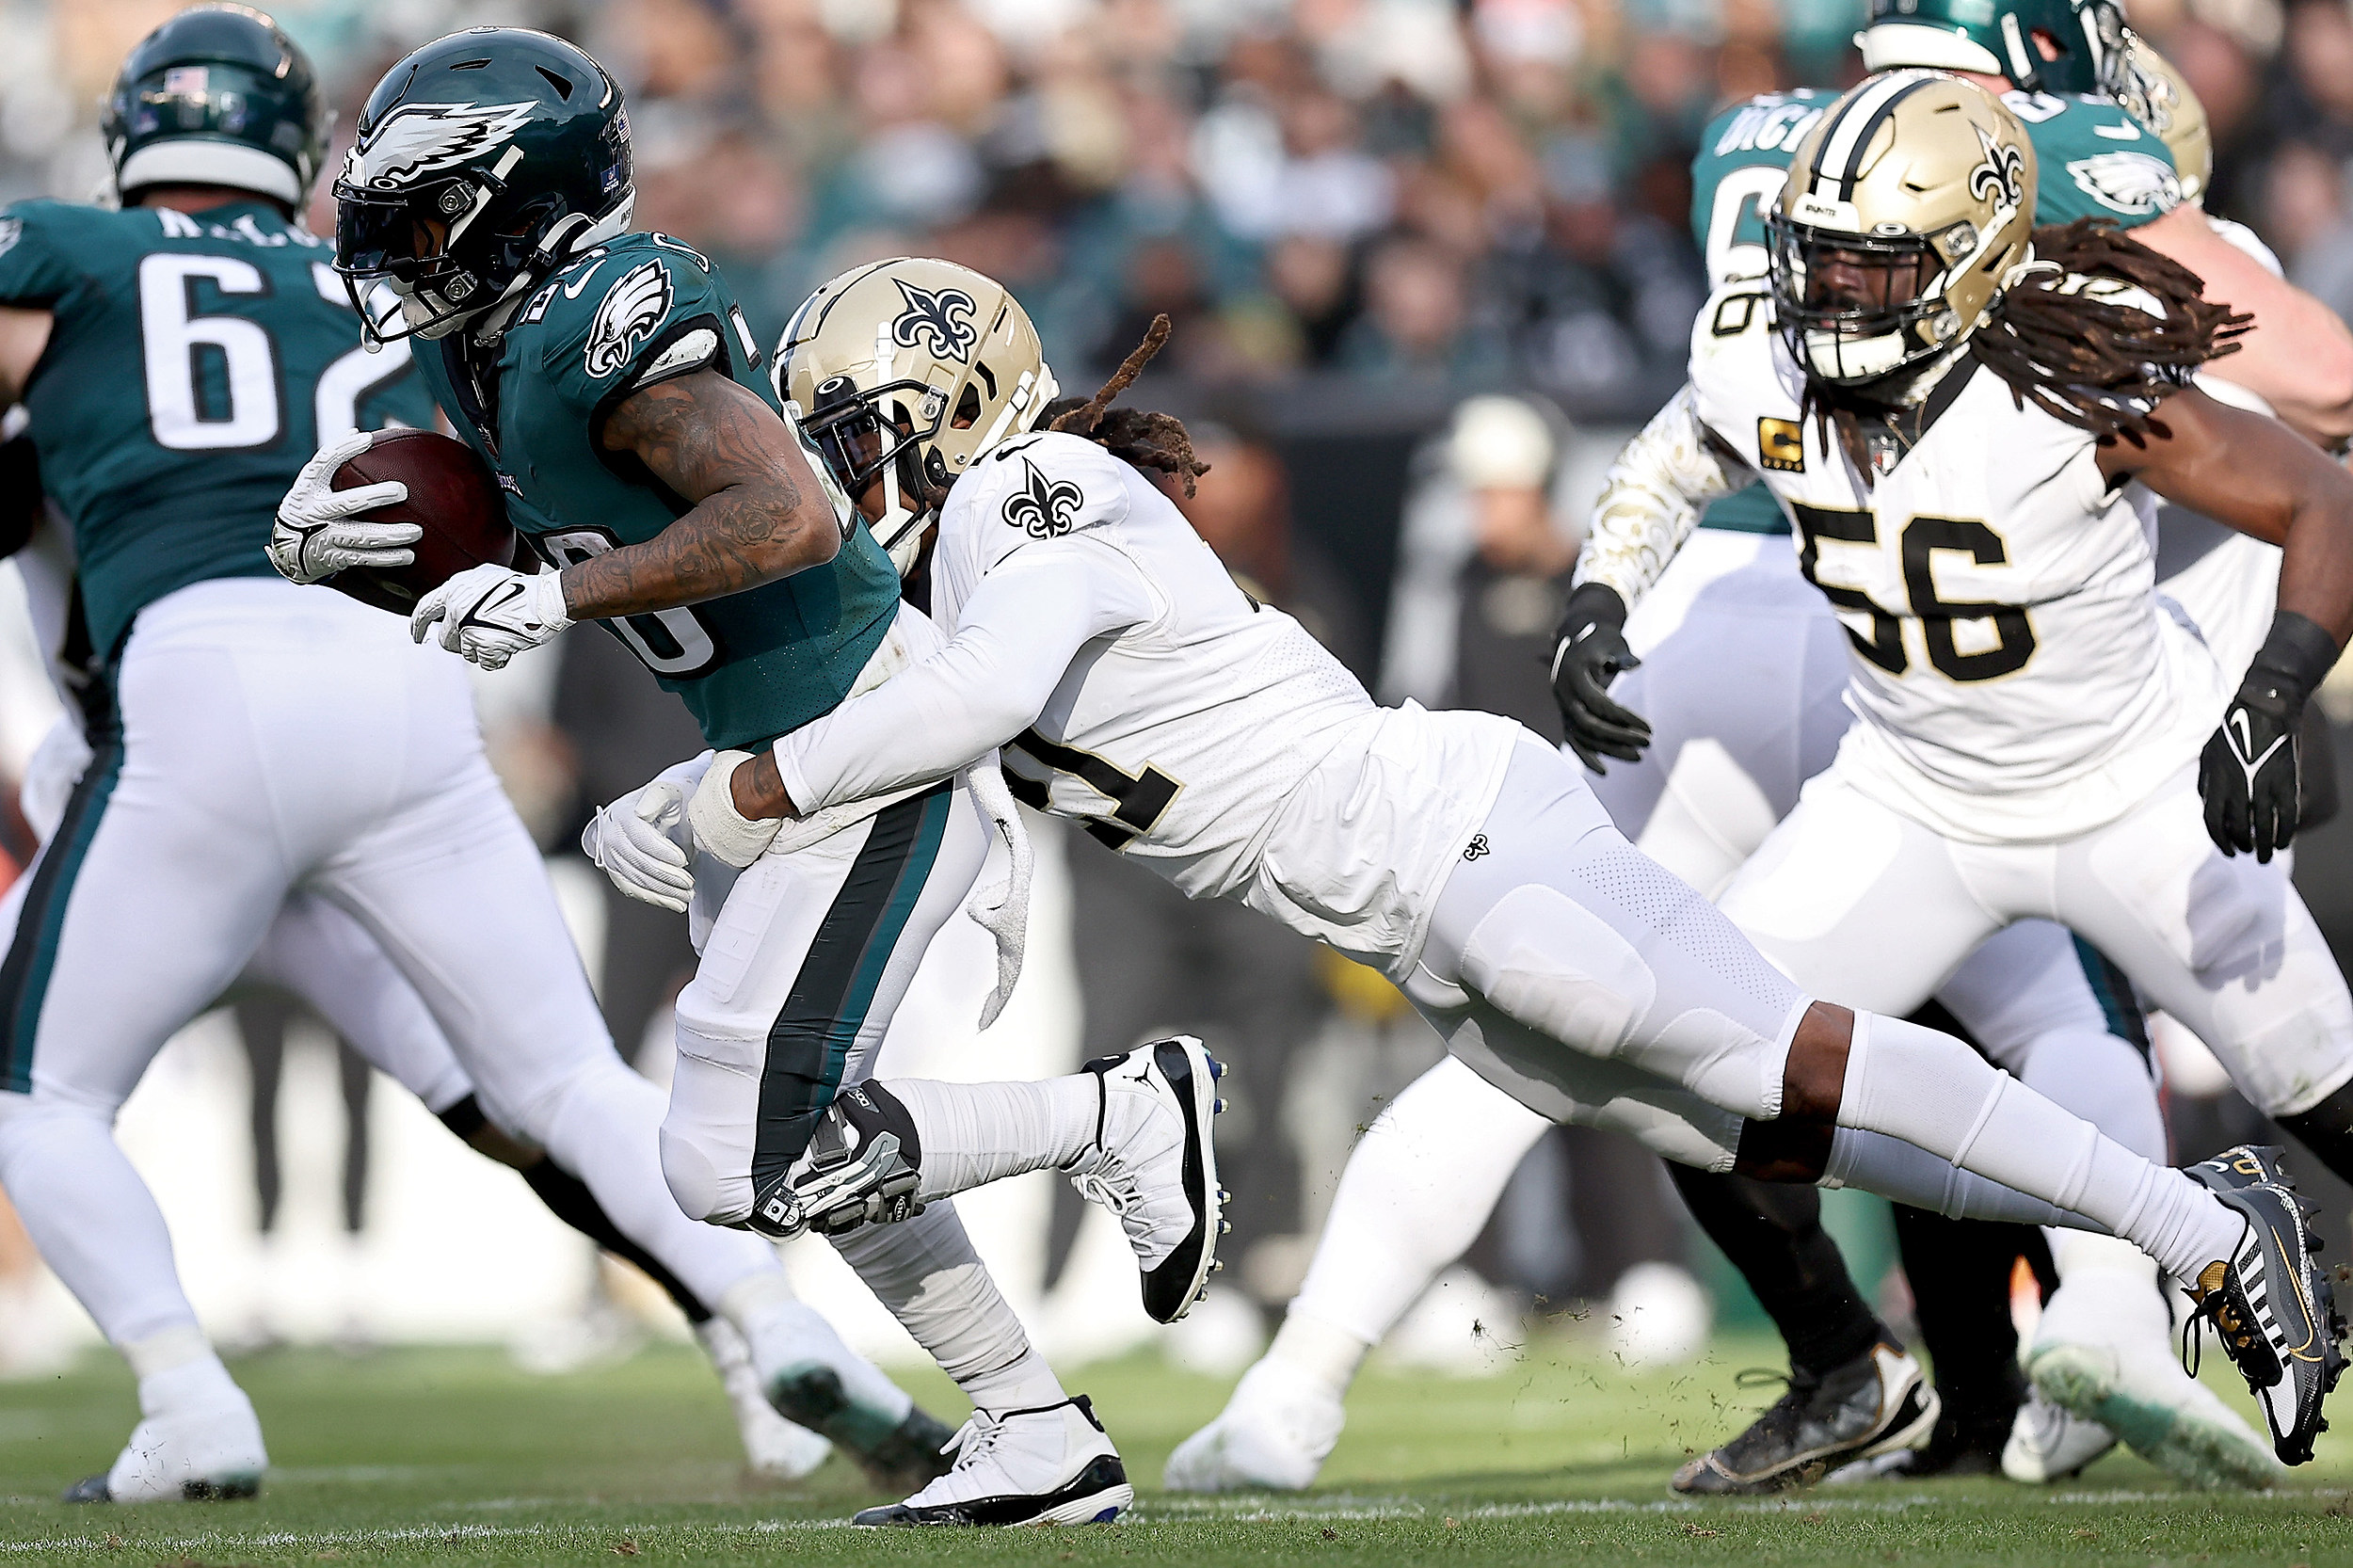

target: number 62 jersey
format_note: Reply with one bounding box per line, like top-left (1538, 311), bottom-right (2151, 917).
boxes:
top-left (1687, 283), bottom-right (2225, 844)
top-left (0, 197), bottom-right (433, 659)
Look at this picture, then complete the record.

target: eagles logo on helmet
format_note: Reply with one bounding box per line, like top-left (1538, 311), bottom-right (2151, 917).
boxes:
top-left (1002, 457), bottom-right (1084, 539)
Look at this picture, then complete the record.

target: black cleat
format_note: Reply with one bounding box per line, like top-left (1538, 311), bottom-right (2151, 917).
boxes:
top-left (1673, 1341), bottom-right (1939, 1494)
top-left (1066, 1036), bottom-right (1223, 1324)
top-left (2185, 1148), bottom-right (2347, 1464)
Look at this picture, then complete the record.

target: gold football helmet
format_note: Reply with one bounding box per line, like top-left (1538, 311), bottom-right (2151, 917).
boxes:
top-left (775, 257), bottom-right (1059, 575)
top-left (1770, 71), bottom-right (2037, 387)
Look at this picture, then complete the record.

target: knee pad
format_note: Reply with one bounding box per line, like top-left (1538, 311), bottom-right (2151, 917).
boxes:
top-left (1460, 885), bottom-right (1654, 1057)
top-left (659, 1124), bottom-right (743, 1226)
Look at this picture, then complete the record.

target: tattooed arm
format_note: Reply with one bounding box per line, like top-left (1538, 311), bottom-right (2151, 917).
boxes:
top-left (554, 370), bottom-right (841, 619)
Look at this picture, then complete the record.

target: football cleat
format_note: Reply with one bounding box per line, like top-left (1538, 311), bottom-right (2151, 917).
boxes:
top-left (2184, 1149), bottom-right (2347, 1465)
top-left (1163, 1355), bottom-right (1345, 1493)
top-left (695, 1319), bottom-right (833, 1482)
top-left (769, 1365), bottom-right (957, 1493)
top-left (1064, 1037), bottom-right (1223, 1324)
top-left (852, 1396), bottom-right (1132, 1527)
top-left (2026, 1337), bottom-right (2277, 1488)
top-left (755, 1081), bottom-right (926, 1240)
top-left (65, 1396), bottom-right (267, 1504)
top-left (2001, 1386), bottom-right (2118, 1483)
top-left (1673, 1341), bottom-right (1937, 1495)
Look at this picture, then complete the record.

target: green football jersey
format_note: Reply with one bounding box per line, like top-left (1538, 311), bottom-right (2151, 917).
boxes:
top-left (0, 198), bottom-right (433, 655)
top-left (408, 231), bottom-right (899, 751)
top-left (1688, 88), bottom-right (2183, 536)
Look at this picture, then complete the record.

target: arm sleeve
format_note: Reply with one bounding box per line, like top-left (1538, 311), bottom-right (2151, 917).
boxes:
top-left (1572, 384), bottom-right (1750, 604)
top-left (772, 535), bottom-right (1159, 812)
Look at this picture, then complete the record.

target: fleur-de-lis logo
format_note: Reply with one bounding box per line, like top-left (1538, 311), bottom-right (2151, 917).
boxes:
top-left (1968, 123), bottom-right (2026, 211)
top-left (889, 279), bottom-right (980, 363)
top-left (1001, 456), bottom-right (1083, 538)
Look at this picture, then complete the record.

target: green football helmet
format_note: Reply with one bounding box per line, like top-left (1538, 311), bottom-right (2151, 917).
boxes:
top-left (1862, 0), bottom-right (2122, 95)
top-left (102, 4), bottom-right (328, 210)
top-left (334, 28), bottom-right (632, 344)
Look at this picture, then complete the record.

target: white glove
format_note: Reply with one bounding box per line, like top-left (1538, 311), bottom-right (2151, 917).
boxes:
top-left (961, 760), bottom-right (1032, 1031)
top-left (688, 749), bottom-right (786, 868)
top-left (582, 753), bottom-right (712, 913)
top-left (19, 717), bottom-right (92, 844)
top-left (409, 562), bottom-right (572, 670)
top-left (269, 429), bottom-right (418, 584)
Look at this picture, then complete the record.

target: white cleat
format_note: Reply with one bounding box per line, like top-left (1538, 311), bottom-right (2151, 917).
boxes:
top-left (1065, 1036), bottom-right (1224, 1324)
top-left (66, 1394), bottom-right (267, 1504)
top-left (696, 1318), bottom-right (832, 1482)
top-left (853, 1396), bottom-right (1132, 1527)
top-left (2025, 1338), bottom-right (2282, 1489)
top-left (2002, 1386), bottom-right (2117, 1483)
top-left (1164, 1355), bottom-right (1344, 1493)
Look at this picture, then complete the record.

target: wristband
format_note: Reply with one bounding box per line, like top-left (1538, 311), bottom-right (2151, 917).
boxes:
top-left (2247, 612), bottom-right (2342, 705)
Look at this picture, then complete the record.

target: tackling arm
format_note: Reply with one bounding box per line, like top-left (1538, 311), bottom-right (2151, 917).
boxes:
top-left (2104, 387), bottom-right (2353, 859)
top-left (741, 536), bottom-right (1158, 820)
top-left (1551, 385), bottom-right (1751, 772)
top-left (2134, 206), bottom-right (2353, 446)
top-left (563, 369), bottom-right (842, 618)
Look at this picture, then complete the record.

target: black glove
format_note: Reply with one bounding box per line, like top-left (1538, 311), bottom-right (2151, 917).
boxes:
top-left (2200, 612), bottom-right (2341, 862)
top-left (1550, 581), bottom-right (1653, 775)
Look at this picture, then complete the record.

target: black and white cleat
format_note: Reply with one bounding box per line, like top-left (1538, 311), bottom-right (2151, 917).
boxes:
top-left (1065, 1036), bottom-right (1225, 1324)
top-left (853, 1396), bottom-right (1133, 1528)
top-left (2185, 1146), bottom-right (2348, 1465)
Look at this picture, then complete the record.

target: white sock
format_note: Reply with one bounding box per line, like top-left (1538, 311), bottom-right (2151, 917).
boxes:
top-left (833, 1201), bottom-right (1067, 1412)
top-left (1289, 1056), bottom-right (1548, 1351)
top-left (887, 1077), bottom-right (1100, 1202)
top-left (535, 1061), bottom-right (781, 1308)
top-left (0, 1100), bottom-right (204, 1345)
top-left (2017, 1025), bottom-right (2168, 1162)
top-left (124, 1326), bottom-right (241, 1418)
top-left (1836, 1011), bottom-right (2242, 1283)
top-left (719, 1272), bottom-right (912, 1425)
top-left (1263, 1308), bottom-right (1373, 1400)
top-left (1825, 1128), bottom-right (2089, 1225)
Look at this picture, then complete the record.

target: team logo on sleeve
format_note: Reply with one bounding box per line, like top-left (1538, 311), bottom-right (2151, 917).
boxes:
top-left (1002, 456), bottom-right (1084, 538)
top-left (347, 101), bottom-right (538, 188)
top-left (584, 260), bottom-right (674, 379)
top-left (2066, 152), bottom-right (2184, 216)
top-left (889, 280), bottom-right (980, 363)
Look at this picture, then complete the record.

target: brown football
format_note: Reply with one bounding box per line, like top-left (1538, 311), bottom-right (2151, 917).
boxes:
top-left (323, 427), bottom-right (518, 615)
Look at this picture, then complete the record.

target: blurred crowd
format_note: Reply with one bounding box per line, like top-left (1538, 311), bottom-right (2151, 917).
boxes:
top-left (0, 0), bottom-right (2347, 1369)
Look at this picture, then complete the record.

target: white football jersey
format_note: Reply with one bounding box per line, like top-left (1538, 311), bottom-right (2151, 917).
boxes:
top-left (928, 431), bottom-right (1520, 967)
top-left (1687, 284), bottom-right (2227, 843)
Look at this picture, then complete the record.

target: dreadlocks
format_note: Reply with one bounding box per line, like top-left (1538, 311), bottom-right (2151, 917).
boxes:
top-left (1045, 314), bottom-right (1212, 498)
top-left (1971, 217), bottom-right (2251, 444)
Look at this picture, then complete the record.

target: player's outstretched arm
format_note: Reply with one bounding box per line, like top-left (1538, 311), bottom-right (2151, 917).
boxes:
top-left (1554, 384), bottom-right (1749, 773)
top-left (2107, 388), bottom-right (2353, 859)
top-left (571, 369), bottom-right (841, 616)
top-left (2135, 207), bottom-right (2353, 446)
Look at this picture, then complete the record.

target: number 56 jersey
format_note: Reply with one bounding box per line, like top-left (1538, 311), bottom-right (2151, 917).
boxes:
top-left (0, 198), bottom-right (433, 658)
top-left (1688, 284), bottom-right (2226, 844)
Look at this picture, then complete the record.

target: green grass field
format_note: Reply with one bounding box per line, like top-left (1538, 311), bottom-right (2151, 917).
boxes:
top-left (3, 1335), bottom-right (2351, 1566)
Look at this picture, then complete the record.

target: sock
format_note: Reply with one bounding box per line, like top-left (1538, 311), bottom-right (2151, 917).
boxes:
top-left (2039, 1229), bottom-right (2170, 1347)
top-left (520, 1156), bottom-right (711, 1324)
top-left (534, 1060), bottom-right (779, 1309)
top-left (1671, 1164), bottom-right (1885, 1378)
top-left (832, 1200), bottom-right (1066, 1412)
top-left (886, 1077), bottom-right (1100, 1202)
top-left (0, 1100), bottom-right (203, 1346)
top-left (1890, 1206), bottom-right (2027, 1433)
top-left (719, 1272), bottom-right (913, 1425)
top-left (1289, 1055), bottom-right (1550, 1350)
top-left (1834, 1011), bottom-right (2242, 1283)
top-left (1263, 1307), bottom-right (1372, 1398)
top-left (1826, 1128), bottom-right (2086, 1225)
top-left (124, 1327), bottom-right (241, 1419)
top-left (2016, 1024), bottom-right (2166, 1162)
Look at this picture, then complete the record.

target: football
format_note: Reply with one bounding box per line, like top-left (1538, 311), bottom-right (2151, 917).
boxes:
top-left (323, 428), bottom-right (519, 615)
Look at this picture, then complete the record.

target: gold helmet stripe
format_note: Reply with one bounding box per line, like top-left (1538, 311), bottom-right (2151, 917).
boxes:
top-left (1812, 69), bottom-right (1943, 200)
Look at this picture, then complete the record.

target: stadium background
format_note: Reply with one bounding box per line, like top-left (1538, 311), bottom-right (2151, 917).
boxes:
top-left (0, 0), bottom-right (2346, 1395)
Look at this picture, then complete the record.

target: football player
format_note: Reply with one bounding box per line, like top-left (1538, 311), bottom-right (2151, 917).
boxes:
top-left (720, 215), bottom-right (2344, 1480)
top-left (305, 30), bottom-right (1218, 1528)
top-left (0, 6), bottom-right (945, 1504)
top-left (1175, 5), bottom-right (2329, 1496)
